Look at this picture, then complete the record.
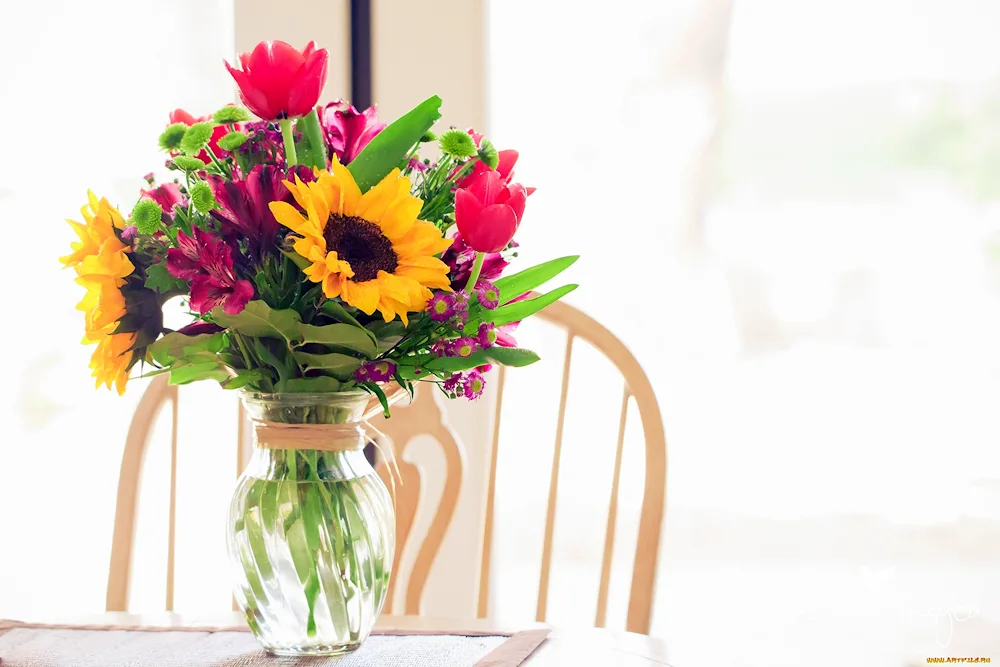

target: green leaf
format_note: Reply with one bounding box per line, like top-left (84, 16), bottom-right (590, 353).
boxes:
top-left (167, 360), bottom-right (230, 385)
top-left (222, 369), bottom-right (268, 390)
top-left (365, 382), bottom-right (391, 418)
top-left (320, 299), bottom-right (369, 331)
top-left (296, 109), bottom-right (328, 170)
top-left (424, 351), bottom-right (491, 373)
top-left (484, 346), bottom-right (540, 367)
top-left (493, 256), bottom-right (579, 305)
top-left (284, 377), bottom-right (342, 393)
top-left (213, 300), bottom-right (302, 341)
top-left (296, 323), bottom-right (377, 358)
top-left (347, 95), bottom-right (442, 192)
top-left (253, 337), bottom-right (296, 390)
top-left (487, 284), bottom-right (578, 327)
top-left (144, 262), bottom-right (185, 294)
top-left (149, 331), bottom-right (227, 366)
top-left (180, 122), bottom-right (214, 155)
top-left (292, 351), bottom-right (362, 380)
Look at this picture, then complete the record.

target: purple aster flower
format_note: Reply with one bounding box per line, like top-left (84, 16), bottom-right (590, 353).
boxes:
top-left (475, 280), bottom-right (500, 310)
top-left (463, 371), bottom-right (486, 400)
top-left (120, 225), bottom-right (138, 241)
top-left (430, 340), bottom-right (449, 358)
top-left (442, 373), bottom-right (464, 394)
top-left (477, 322), bottom-right (498, 348)
top-left (355, 360), bottom-right (396, 383)
top-left (427, 292), bottom-right (456, 322)
top-left (446, 337), bottom-right (478, 359)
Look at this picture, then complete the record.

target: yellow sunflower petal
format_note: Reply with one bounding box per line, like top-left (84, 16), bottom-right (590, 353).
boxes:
top-left (328, 156), bottom-right (362, 215)
top-left (341, 279), bottom-right (381, 315)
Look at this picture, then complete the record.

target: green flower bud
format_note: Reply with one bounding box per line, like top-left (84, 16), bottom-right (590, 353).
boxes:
top-left (158, 123), bottom-right (187, 152)
top-left (131, 200), bottom-right (163, 235)
top-left (439, 129), bottom-right (477, 157)
top-left (190, 181), bottom-right (216, 212)
top-left (172, 156), bottom-right (207, 172)
top-left (478, 139), bottom-right (499, 170)
top-left (420, 130), bottom-right (437, 143)
top-left (217, 131), bottom-right (250, 152)
top-left (212, 106), bottom-right (252, 124)
top-left (180, 122), bottom-right (214, 155)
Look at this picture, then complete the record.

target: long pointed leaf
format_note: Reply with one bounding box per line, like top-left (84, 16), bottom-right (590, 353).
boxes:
top-left (487, 284), bottom-right (578, 327)
top-left (493, 256), bottom-right (579, 305)
top-left (347, 96), bottom-right (442, 192)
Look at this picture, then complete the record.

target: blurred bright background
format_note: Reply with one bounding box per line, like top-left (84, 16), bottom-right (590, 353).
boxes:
top-left (3, 1), bottom-right (1000, 666)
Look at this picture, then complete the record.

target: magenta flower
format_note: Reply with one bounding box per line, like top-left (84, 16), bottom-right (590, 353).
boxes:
top-left (475, 280), bottom-right (500, 310)
top-left (322, 100), bottom-right (385, 164)
top-left (141, 182), bottom-right (185, 215)
top-left (442, 233), bottom-right (509, 290)
top-left (467, 128), bottom-right (484, 147)
top-left (442, 373), bottom-right (463, 394)
top-left (477, 322), bottom-right (498, 348)
top-left (167, 228), bottom-right (254, 315)
top-left (427, 292), bottom-right (456, 322)
top-left (407, 157), bottom-right (429, 172)
top-left (430, 340), bottom-right (448, 358)
top-left (209, 164), bottom-right (314, 260)
top-left (355, 360), bottom-right (396, 383)
top-left (446, 337), bottom-right (478, 359)
top-left (463, 371), bottom-right (486, 400)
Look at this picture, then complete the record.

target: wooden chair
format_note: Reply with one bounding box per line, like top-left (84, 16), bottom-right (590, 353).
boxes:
top-left (107, 299), bottom-right (667, 634)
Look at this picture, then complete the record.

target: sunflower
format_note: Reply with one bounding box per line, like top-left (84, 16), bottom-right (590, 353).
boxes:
top-left (60, 191), bottom-right (137, 394)
top-left (269, 158), bottom-right (453, 325)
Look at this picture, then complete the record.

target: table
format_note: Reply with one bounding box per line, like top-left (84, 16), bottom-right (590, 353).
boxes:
top-left (0, 613), bottom-right (675, 666)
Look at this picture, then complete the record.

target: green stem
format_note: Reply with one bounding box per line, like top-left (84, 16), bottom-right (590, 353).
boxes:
top-left (464, 252), bottom-right (486, 292)
top-left (279, 118), bottom-right (298, 166)
top-left (300, 108), bottom-right (328, 170)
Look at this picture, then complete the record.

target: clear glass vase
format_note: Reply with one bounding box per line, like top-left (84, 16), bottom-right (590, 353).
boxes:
top-left (227, 391), bottom-right (395, 656)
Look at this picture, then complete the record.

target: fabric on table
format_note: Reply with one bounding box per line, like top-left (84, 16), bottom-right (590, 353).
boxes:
top-left (0, 626), bottom-right (548, 667)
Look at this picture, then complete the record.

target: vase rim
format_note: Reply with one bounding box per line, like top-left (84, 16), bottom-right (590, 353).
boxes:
top-left (240, 389), bottom-right (370, 404)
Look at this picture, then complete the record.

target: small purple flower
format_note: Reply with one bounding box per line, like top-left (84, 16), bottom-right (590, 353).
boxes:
top-left (408, 158), bottom-right (429, 172)
top-left (120, 225), bottom-right (139, 241)
top-left (452, 290), bottom-right (471, 308)
top-left (477, 322), bottom-right (498, 348)
top-left (475, 280), bottom-right (500, 310)
top-left (446, 337), bottom-right (478, 359)
top-left (427, 292), bottom-right (456, 322)
top-left (463, 371), bottom-right (486, 400)
top-left (430, 340), bottom-right (449, 358)
top-left (355, 360), bottom-right (396, 383)
top-left (442, 373), bottom-right (464, 394)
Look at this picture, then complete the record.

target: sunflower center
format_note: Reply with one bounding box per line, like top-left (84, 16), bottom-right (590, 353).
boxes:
top-left (324, 214), bottom-right (398, 282)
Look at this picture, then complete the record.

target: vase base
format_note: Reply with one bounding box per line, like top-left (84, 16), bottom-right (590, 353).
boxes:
top-left (265, 642), bottom-right (362, 657)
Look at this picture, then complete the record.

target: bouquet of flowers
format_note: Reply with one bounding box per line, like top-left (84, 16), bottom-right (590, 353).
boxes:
top-left (60, 39), bottom-right (577, 655)
top-left (60, 39), bottom-right (577, 412)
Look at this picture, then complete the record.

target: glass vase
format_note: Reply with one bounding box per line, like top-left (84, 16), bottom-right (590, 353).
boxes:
top-left (227, 391), bottom-right (395, 656)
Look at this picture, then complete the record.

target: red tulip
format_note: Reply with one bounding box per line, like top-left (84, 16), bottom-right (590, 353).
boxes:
top-left (455, 169), bottom-right (528, 253)
top-left (225, 40), bottom-right (328, 120)
top-left (168, 108), bottom-right (231, 163)
top-left (457, 148), bottom-right (536, 196)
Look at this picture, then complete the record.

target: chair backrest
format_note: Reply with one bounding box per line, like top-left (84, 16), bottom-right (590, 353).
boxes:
top-left (107, 299), bottom-right (667, 633)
